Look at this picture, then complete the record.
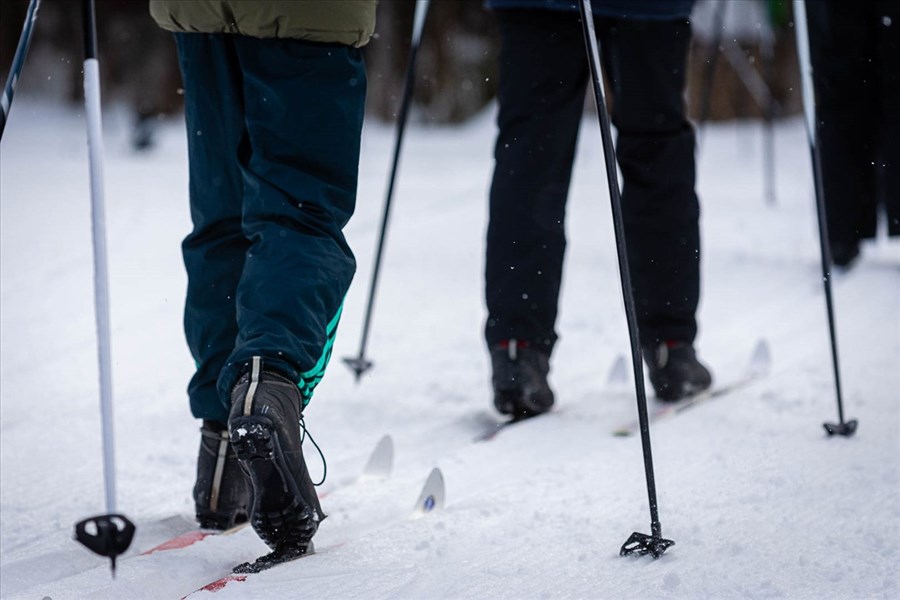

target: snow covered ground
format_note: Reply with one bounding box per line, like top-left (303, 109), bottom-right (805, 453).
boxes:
top-left (1, 100), bottom-right (898, 599)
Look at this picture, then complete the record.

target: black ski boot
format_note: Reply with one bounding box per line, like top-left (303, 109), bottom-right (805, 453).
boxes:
top-left (194, 420), bottom-right (251, 530)
top-left (644, 341), bottom-right (712, 402)
top-left (228, 357), bottom-right (324, 553)
top-left (491, 339), bottom-right (554, 419)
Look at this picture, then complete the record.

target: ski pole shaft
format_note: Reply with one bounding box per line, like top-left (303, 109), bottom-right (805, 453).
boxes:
top-left (0, 0), bottom-right (41, 140)
top-left (762, 113), bottom-right (776, 205)
top-left (793, 0), bottom-right (817, 147)
top-left (761, 25), bottom-right (777, 205)
top-left (345, 0), bottom-right (431, 381)
top-left (792, 0), bottom-right (855, 436)
top-left (74, 2), bottom-right (136, 575)
top-left (83, 0), bottom-right (116, 513)
top-left (577, 0), bottom-right (669, 549)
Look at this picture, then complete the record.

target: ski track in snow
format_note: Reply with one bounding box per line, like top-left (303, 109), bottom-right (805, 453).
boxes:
top-left (1, 101), bottom-right (899, 599)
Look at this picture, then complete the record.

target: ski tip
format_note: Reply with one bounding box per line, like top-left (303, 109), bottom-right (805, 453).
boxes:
top-left (360, 434), bottom-right (394, 481)
top-left (749, 339), bottom-right (771, 376)
top-left (412, 467), bottom-right (445, 518)
top-left (474, 420), bottom-right (506, 443)
top-left (607, 354), bottom-right (629, 385)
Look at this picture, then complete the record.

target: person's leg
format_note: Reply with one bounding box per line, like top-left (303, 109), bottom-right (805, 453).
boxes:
top-left (598, 18), bottom-right (711, 400)
top-left (176, 32), bottom-right (248, 424)
top-left (486, 9), bottom-right (588, 356)
top-left (808, 1), bottom-right (879, 260)
top-left (175, 31), bottom-right (251, 529)
top-left (876, 0), bottom-right (900, 236)
top-left (485, 9), bottom-right (588, 417)
top-left (597, 17), bottom-right (699, 347)
top-left (217, 37), bottom-right (367, 404)
top-left (218, 36), bottom-right (366, 552)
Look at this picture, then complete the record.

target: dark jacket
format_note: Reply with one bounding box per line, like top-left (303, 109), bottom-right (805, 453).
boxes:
top-left (486, 0), bottom-right (694, 20)
top-left (149, 0), bottom-right (377, 47)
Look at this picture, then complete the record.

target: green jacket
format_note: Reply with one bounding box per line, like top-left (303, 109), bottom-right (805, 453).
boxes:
top-left (149, 0), bottom-right (376, 47)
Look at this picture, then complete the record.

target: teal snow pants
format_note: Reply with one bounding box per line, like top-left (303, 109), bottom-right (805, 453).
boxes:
top-left (174, 32), bottom-right (366, 422)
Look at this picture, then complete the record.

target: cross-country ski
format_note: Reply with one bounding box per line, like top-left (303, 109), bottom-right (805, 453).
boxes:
top-left (184, 467), bottom-right (446, 597)
top-left (138, 434), bottom-right (394, 558)
top-left (612, 339), bottom-right (772, 436)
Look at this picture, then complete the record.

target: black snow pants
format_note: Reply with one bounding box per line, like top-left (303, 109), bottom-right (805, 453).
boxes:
top-left (485, 9), bottom-right (700, 353)
top-left (807, 0), bottom-right (900, 244)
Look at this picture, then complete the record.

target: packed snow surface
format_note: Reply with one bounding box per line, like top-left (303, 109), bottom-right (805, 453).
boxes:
top-left (1, 101), bottom-right (898, 599)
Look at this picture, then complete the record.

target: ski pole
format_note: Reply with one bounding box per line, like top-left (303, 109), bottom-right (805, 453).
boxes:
top-left (73, 0), bottom-right (135, 575)
top-left (760, 17), bottom-right (778, 205)
top-left (792, 0), bottom-right (857, 437)
top-left (577, 0), bottom-right (674, 558)
top-left (0, 0), bottom-right (41, 141)
top-left (344, 0), bottom-right (431, 382)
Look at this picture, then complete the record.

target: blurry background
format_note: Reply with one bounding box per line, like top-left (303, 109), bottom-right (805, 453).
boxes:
top-left (1, 0), bottom-right (798, 150)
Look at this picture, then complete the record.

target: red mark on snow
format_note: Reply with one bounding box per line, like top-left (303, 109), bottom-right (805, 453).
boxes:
top-left (202, 575), bottom-right (247, 593)
top-left (141, 530), bottom-right (210, 555)
top-left (179, 575), bottom-right (248, 598)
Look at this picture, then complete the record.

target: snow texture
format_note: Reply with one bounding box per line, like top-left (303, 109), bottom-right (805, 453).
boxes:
top-left (1, 101), bottom-right (898, 599)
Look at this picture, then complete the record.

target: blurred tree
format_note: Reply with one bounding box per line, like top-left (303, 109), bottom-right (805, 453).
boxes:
top-left (1, 0), bottom-right (802, 129)
top-left (365, 0), bottom-right (499, 124)
top-left (688, 0), bottom-right (801, 120)
top-left (0, 0), bottom-right (180, 149)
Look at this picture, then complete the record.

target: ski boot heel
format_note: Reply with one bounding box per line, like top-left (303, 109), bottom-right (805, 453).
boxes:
top-left (229, 415), bottom-right (319, 550)
top-left (196, 508), bottom-right (247, 531)
top-left (230, 417), bottom-right (277, 462)
top-left (194, 420), bottom-right (251, 531)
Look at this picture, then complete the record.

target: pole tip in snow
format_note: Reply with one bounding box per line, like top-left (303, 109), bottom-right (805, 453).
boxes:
top-left (620, 531), bottom-right (674, 559)
top-left (342, 356), bottom-right (373, 382)
top-left (823, 419), bottom-right (858, 437)
top-left (74, 513), bottom-right (135, 576)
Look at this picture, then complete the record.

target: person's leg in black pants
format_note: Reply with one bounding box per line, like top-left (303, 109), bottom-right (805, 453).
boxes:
top-left (879, 1), bottom-right (900, 236)
top-left (486, 9), bottom-right (588, 356)
top-left (596, 17), bottom-right (700, 348)
top-left (485, 9), bottom-right (588, 416)
top-left (597, 17), bottom-right (710, 400)
top-left (807, 1), bottom-right (880, 264)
